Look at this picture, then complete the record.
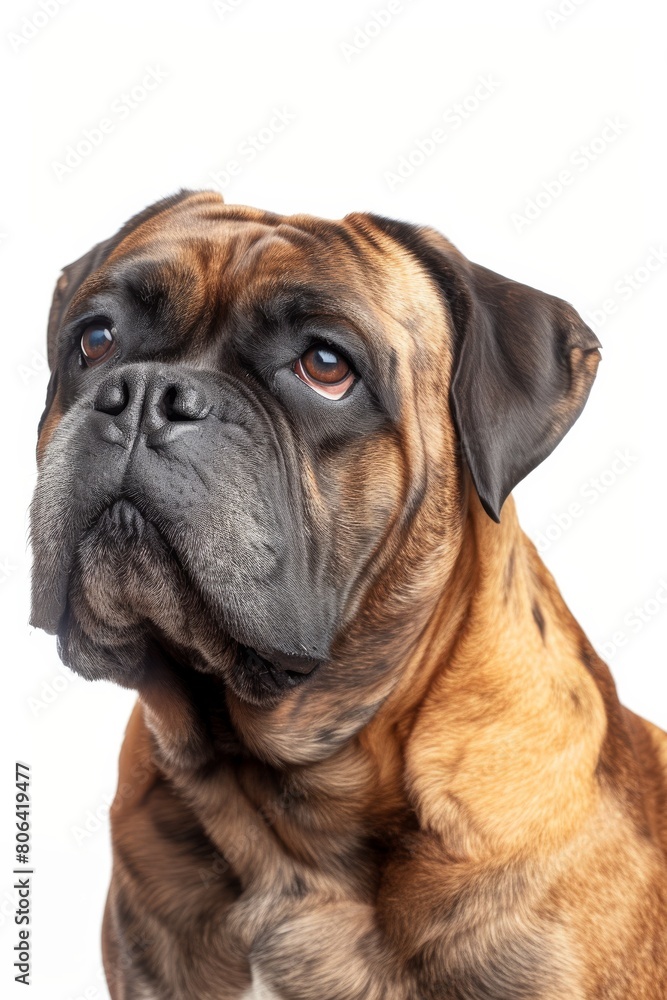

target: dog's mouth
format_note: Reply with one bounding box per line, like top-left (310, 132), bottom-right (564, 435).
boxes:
top-left (53, 498), bottom-right (323, 702)
top-left (233, 643), bottom-right (321, 702)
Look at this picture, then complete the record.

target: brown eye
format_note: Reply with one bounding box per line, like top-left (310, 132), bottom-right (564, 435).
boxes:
top-left (294, 345), bottom-right (355, 399)
top-left (81, 323), bottom-right (115, 366)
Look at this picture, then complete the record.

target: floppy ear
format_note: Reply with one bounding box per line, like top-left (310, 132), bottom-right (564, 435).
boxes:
top-left (45, 189), bottom-right (223, 368)
top-left (367, 217), bottom-right (601, 521)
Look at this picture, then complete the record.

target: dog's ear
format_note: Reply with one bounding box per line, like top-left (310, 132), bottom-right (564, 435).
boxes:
top-left (45, 189), bottom-right (224, 368)
top-left (367, 216), bottom-right (601, 522)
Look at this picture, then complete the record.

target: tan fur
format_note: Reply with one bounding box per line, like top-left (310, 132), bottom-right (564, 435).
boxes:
top-left (99, 490), bottom-right (667, 998)
top-left (37, 194), bottom-right (667, 998)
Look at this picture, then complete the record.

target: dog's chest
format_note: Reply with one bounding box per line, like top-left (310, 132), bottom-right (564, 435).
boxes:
top-left (240, 969), bottom-right (279, 999)
top-left (125, 760), bottom-right (398, 998)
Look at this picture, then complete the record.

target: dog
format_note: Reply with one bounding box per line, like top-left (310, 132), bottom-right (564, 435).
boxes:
top-left (30, 190), bottom-right (667, 999)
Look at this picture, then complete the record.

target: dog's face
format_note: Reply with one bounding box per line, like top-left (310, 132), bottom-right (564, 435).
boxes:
top-left (30, 191), bottom-right (600, 763)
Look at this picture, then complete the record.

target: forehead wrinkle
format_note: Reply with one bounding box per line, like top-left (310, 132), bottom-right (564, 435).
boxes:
top-left (223, 227), bottom-right (309, 285)
top-left (214, 222), bottom-right (431, 384)
top-left (73, 252), bottom-right (216, 361)
top-left (74, 204), bottom-right (450, 388)
top-left (221, 234), bottom-right (341, 322)
top-left (95, 223), bottom-right (325, 347)
top-left (111, 254), bottom-right (207, 321)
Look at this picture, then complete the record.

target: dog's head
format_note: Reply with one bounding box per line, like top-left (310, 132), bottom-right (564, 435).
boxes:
top-left (30, 191), bottom-right (600, 763)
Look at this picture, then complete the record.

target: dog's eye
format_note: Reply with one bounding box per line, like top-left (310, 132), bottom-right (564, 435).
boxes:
top-left (293, 344), bottom-right (355, 399)
top-left (81, 323), bottom-right (116, 366)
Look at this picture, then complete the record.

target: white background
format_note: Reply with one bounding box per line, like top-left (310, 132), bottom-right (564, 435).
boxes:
top-left (0, 1), bottom-right (665, 996)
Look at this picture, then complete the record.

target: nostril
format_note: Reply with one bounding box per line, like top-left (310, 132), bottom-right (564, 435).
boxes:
top-left (161, 384), bottom-right (210, 422)
top-left (162, 386), bottom-right (179, 420)
top-left (94, 379), bottom-right (129, 417)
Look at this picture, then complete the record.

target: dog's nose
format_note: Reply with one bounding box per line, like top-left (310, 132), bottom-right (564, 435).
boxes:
top-left (93, 366), bottom-right (211, 448)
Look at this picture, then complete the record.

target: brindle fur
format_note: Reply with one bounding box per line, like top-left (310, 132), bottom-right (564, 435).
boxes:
top-left (31, 192), bottom-right (667, 998)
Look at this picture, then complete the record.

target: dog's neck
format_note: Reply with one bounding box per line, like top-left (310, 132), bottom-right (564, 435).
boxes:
top-left (360, 492), bottom-right (612, 860)
top-left (139, 491), bottom-right (625, 868)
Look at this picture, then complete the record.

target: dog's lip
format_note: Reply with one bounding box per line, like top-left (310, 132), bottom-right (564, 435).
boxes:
top-left (255, 647), bottom-right (321, 676)
top-left (104, 495), bottom-right (154, 523)
top-left (103, 497), bottom-right (147, 528)
top-left (30, 497), bottom-right (140, 636)
top-left (95, 505), bottom-right (324, 680)
top-left (30, 496), bottom-right (172, 637)
top-left (236, 643), bottom-right (322, 689)
top-left (32, 495), bottom-right (327, 693)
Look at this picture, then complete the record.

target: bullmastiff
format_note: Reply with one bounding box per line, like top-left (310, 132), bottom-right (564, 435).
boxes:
top-left (30, 190), bottom-right (667, 998)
